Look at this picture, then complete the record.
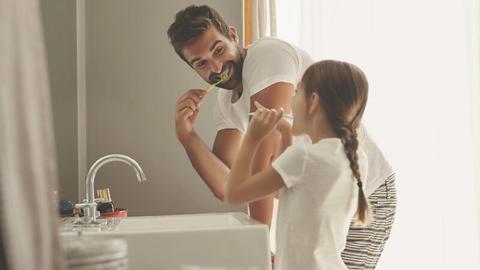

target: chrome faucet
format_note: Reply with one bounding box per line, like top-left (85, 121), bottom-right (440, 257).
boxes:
top-left (76, 154), bottom-right (147, 225)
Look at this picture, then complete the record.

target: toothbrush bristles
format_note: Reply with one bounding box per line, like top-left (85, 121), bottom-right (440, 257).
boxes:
top-left (217, 72), bottom-right (228, 84)
top-left (205, 72), bottom-right (230, 92)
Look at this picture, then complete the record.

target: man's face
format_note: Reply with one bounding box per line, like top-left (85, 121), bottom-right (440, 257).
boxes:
top-left (181, 26), bottom-right (244, 90)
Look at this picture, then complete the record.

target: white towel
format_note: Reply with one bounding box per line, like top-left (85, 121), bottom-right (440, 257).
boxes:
top-left (62, 237), bottom-right (127, 268)
top-left (0, 0), bottom-right (65, 269)
top-left (68, 259), bottom-right (128, 270)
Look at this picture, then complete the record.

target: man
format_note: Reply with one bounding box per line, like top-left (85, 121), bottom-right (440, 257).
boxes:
top-left (167, 5), bottom-right (310, 227)
top-left (168, 5), bottom-right (396, 269)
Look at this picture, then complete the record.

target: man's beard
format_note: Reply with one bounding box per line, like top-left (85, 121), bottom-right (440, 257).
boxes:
top-left (210, 45), bottom-right (244, 90)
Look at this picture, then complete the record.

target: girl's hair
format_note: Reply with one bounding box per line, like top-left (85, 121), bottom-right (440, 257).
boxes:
top-left (302, 60), bottom-right (371, 225)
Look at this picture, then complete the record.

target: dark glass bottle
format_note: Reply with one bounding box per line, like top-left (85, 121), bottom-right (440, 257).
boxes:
top-left (96, 188), bottom-right (115, 213)
top-left (97, 201), bottom-right (115, 213)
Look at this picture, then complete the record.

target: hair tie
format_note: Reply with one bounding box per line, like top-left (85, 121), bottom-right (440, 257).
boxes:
top-left (357, 179), bottom-right (363, 188)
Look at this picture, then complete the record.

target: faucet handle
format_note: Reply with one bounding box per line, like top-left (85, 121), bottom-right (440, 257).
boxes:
top-left (75, 198), bottom-right (104, 207)
top-left (74, 201), bottom-right (100, 222)
top-left (74, 201), bottom-right (97, 209)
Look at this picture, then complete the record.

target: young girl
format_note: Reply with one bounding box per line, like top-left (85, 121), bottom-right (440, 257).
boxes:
top-left (225, 60), bottom-right (370, 269)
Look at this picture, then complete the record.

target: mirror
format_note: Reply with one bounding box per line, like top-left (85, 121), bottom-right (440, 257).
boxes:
top-left (40, 0), bottom-right (245, 216)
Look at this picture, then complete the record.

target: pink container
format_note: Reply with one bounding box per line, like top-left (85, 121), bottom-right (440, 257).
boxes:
top-left (100, 208), bottom-right (128, 218)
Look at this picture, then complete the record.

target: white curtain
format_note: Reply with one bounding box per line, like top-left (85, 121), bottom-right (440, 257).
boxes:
top-left (468, 0), bottom-right (480, 243)
top-left (248, 0), bottom-right (277, 41)
top-left (276, 0), bottom-right (480, 269)
top-left (0, 0), bottom-right (64, 269)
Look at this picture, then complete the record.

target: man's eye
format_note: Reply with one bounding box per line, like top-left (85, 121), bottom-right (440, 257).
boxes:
top-left (214, 47), bottom-right (224, 55)
top-left (196, 61), bottom-right (206, 68)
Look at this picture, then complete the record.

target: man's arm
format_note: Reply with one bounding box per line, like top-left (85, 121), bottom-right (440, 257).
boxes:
top-left (225, 132), bottom-right (286, 206)
top-left (246, 82), bottom-right (295, 226)
top-left (212, 129), bottom-right (242, 169)
top-left (175, 89), bottom-right (242, 201)
top-left (179, 130), bottom-right (242, 201)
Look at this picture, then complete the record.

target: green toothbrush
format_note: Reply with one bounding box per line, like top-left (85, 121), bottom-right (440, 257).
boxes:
top-left (204, 72), bottom-right (229, 92)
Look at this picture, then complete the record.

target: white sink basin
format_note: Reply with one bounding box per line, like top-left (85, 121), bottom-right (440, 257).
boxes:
top-left (115, 213), bottom-right (243, 231)
top-left (60, 212), bottom-right (271, 270)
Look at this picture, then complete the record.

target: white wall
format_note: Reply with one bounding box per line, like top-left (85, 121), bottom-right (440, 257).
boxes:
top-left (82, 0), bottom-right (246, 216)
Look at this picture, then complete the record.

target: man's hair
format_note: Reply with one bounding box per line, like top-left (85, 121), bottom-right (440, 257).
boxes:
top-left (167, 5), bottom-right (231, 63)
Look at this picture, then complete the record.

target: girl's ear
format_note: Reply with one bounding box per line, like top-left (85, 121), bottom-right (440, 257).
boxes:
top-left (228, 26), bottom-right (239, 43)
top-left (308, 92), bottom-right (320, 115)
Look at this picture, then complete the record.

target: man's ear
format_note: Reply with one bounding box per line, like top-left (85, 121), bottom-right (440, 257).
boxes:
top-left (308, 92), bottom-right (320, 115)
top-left (228, 26), bottom-right (239, 43)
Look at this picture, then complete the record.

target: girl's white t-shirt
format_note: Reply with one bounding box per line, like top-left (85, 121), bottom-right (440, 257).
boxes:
top-left (271, 135), bottom-right (368, 270)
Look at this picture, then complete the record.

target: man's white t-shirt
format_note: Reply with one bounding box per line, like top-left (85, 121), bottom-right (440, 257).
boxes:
top-left (213, 37), bottom-right (311, 132)
top-left (213, 37), bottom-right (393, 197)
top-left (272, 135), bottom-right (368, 270)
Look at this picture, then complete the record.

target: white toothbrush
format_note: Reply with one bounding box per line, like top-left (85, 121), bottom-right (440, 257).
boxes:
top-left (248, 112), bottom-right (293, 120)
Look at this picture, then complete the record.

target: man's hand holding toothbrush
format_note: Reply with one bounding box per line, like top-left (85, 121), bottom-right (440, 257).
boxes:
top-left (174, 89), bottom-right (206, 142)
top-left (175, 73), bottom-right (229, 142)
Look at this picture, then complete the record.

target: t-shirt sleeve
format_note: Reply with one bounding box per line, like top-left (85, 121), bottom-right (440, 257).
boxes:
top-left (358, 147), bottom-right (369, 190)
top-left (243, 39), bottom-right (301, 97)
top-left (271, 138), bottom-right (308, 188)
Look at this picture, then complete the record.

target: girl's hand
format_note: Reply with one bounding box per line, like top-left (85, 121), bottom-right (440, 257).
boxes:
top-left (276, 118), bottom-right (292, 136)
top-left (246, 101), bottom-right (284, 142)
